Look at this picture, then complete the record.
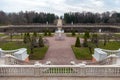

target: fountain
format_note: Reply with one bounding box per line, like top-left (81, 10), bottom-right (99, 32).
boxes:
top-left (55, 19), bottom-right (65, 40)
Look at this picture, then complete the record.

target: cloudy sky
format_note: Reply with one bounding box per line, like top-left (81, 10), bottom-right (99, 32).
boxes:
top-left (0, 0), bottom-right (120, 16)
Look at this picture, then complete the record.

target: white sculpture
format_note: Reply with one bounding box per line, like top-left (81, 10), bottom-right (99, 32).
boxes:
top-left (57, 19), bottom-right (62, 27)
top-left (55, 19), bottom-right (65, 40)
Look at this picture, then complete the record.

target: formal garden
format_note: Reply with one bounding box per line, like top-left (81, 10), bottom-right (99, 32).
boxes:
top-left (72, 31), bottom-right (120, 60)
top-left (0, 30), bottom-right (120, 61)
top-left (0, 32), bottom-right (52, 60)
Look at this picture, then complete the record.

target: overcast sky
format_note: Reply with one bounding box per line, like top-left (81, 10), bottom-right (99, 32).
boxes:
top-left (0, 0), bottom-right (120, 16)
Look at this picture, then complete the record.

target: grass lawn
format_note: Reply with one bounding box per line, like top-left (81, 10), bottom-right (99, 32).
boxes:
top-left (66, 33), bottom-right (84, 38)
top-left (99, 41), bottom-right (120, 50)
top-left (6, 33), bottom-right (54, 39)
top-left (72, 41), bottom-right (120, 60)
top-left (30, 46), bottom-right (48, 60)
top-left (0, 33), bottom-right (6, 37)
top-left (0, 41), bottom-right (48, 60)
top-left (0, 41), bottom-right (28, 50)
top-left (6, 33), bottom-right (44, 39)
top-left (72, 45), bottom-right (92, 60)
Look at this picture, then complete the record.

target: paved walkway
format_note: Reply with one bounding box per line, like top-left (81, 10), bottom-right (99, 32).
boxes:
top-left (40, 35), bottom-right (80, 65)
top-left (0, 77), bottom-right (120, 80)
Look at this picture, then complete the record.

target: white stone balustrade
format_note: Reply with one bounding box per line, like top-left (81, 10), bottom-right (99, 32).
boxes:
top-left (0, 65), bottom-right (120, 77)
top-left (0, 56), bottom-right (31, 65)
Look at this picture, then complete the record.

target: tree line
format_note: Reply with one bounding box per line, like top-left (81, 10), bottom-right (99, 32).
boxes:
top-left (64, 12), bottom-right (120, 24)
top-left (0, 11), bottom-right (58, 25)
top-left (1, 11), bottom-right (120, 25)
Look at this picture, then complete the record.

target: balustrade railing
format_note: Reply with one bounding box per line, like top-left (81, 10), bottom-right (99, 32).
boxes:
top-left (102, 49), bottom-right (120, 56)
top-left (87, 57), bottom-right (115, 65)
top-left (4, 57), bottom-right (31, 65)
top-left (0, 65), bottom-right (120, 77)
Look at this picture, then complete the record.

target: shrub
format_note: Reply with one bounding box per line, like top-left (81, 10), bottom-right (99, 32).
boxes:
top-left (26, 33), bottom-right (31, 43)
top-left (44, 29), bottom-right (47, 36)
top-left (39, 36), bottom-right (44, 47)
top-left (84, 31), bottom-right (90, 39)
top-left (75, 37), bottom-right (81, 47)
top-left (91, 34), bottom-right (99, 47)
top-left (33, 32), bottom-right (37, 37)
top-left (83, 31), bottom-right (90, 47)
top-left (83, 37), bottom-right (88, 47)
top-left (23, 33), bottom-right (27, 44)
top-left (71, 29), bottom-right (76, 36)
top-left (48, 30), bottom-right (52, 36)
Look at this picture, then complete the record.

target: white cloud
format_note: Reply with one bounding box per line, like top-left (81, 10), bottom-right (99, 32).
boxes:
top-left (0, 0), bottom-right (120, 16)
top-left (115, 0), bottom-right (120, 4)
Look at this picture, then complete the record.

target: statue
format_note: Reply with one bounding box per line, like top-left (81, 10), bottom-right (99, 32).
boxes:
top-left (55, 19), bottom-right (65, 40)
top-left (57, 19), bottom-right (62, 27)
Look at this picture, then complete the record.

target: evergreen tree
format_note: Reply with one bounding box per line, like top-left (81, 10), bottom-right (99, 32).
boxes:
top-left (44, 29), bottom-right (47, 36)
top-left (71, 29), bottom-right (76, 36)
top-left (21, 33), bottom-right (23, 39)
top-left (87, 43), bottom-right (94, 54)
top-left (30, 37), bottom-right (34, 54)
top-left (83, 31), bottom-right (90, 47)
top-left (23, 33), bottom-right (27, 44)
top-left (48, 30), bottom-right (52, 36)
top-left (38, 36), bottom-right (44, 47)
top-left (84, 31), bottom-right (90, 39)
top-left (32, 32), bottom-right (38, 47)
top-left (29, 36), bottom-right (35, 59)
top-left (75, 37), bottom-right (81, 47)
top-left (26, 33), bottom-right (31, 43)
top-left (10, 33), bottom-right (13, 41)
top-left (31, 36), bottom-right (37, 47)
top-left (103, 35), bottom-right (107, 46)
top-left (33, 32), bottom-right (37, 37)
top-left (91, 34), bottom-right (99, 47)
top-left (83, 37), bottom-right (88, 47)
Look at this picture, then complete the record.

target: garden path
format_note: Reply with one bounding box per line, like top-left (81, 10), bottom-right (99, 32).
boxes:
top-left (40, 35), bottom-right (81, 65)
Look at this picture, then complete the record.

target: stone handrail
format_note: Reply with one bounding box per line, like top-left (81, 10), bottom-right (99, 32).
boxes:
top-left (0, 48), bottom-right (27, 57)
top-left (87, 57), bottom-right (116, 65)
top-left (0, 65), bottom-right (120, 77)
top-left (102, 49), bottom-right (120, 55)
top-left (3, 56), bottom-right (32, 65)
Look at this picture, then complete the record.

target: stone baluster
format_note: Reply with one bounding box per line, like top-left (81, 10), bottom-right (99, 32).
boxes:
top-left (1, 65), bottom-right (120, 77)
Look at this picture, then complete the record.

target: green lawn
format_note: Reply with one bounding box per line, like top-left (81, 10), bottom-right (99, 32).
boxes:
top-left (6, 33), bottom-right (44, 39)
top-left (30, 46), bottom-right (48, 60)
top-left (72, 46), bottom-right (92, 60)
top-left (0, 41), bottom-right (48, 60)
top-left (66, 33), bottom-right (84, 38)
top-left (6, 33), bottom-right (54, 39)
top-left (0, 33), bottom-right (6, 37)
top-left (99, 41), bottom-right (120, 50)
top-left (72, 41), bottom-right (120, 60)
top-left (0, 41), bottom-right (28, 50)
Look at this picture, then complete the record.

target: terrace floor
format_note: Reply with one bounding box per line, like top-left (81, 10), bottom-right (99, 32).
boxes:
top-left (0, 77), bottom-right (120, 80)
